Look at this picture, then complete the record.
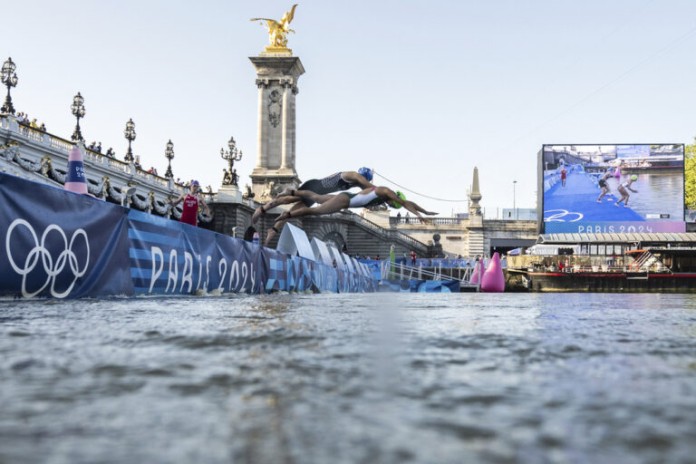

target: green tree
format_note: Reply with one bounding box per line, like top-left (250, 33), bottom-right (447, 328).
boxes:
top-left (686, 138), bottom-right (696, 210)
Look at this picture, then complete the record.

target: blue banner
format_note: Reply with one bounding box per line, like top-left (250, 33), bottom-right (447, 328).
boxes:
top-left (0, 173), bottom-right (379, 298)
top-left (127, 210), bottom-right (266, 295)
top-left (0, 173), bottom-right (131, 298)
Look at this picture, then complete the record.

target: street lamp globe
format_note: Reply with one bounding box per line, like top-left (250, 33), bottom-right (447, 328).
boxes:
top-left (164, 139), bottom-right (175, 179)
top-left (124, 118), bottom-right (136, 162)
top-left (1, 57), bottom-right (19, 115)
top-left (70, 92), bottom-right (86, 142)
top-left (220, 136), bottom-right (243, 185)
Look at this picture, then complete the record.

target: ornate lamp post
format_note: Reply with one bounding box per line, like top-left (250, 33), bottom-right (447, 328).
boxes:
top-left (220, 136), bottom-right (242, 185)
top-left (164, 139), bottom-right (175, 179)
top-left (70, 92), bottom-right (86, 141)
top-left (0, 57), bottom-right (18, 115)
top-left (124, 118), bottom-right (136, 163)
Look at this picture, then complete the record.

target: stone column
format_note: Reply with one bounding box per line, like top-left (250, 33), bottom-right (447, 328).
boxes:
top-left (255, 79), bottom-right (268, 169)
top-left (280, 78), bottom-right (291, 170)
top-left (249, 56), bottom-right (305, 201)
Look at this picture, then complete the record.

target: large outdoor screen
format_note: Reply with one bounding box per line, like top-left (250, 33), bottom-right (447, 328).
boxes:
top-left (541, 144), bottom-right (685, 234)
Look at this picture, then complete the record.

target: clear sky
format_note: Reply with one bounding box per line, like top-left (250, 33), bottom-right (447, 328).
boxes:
top-left (4, 0), bottom-right (695, 217)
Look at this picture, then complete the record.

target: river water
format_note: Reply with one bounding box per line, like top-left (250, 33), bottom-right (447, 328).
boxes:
top-left (1, 293), bottom-right (696, 464)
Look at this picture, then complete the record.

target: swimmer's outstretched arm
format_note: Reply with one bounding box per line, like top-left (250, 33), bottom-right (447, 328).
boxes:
top-left (405, 200), bottom-right (437, 216)
top-left (376, 187), bottom-right (438, 219)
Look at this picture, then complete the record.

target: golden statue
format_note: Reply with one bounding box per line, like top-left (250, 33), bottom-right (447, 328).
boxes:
top-left (251, 4), bottom-right (298, 50)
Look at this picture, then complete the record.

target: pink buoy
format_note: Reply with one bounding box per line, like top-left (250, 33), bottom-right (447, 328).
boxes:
top-left (480, 252), bottom-right (505, 293)
top-left (64, 144), bottom-right (88, 194)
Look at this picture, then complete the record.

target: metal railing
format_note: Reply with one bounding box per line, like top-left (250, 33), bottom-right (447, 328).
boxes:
top-left (380, 261), bottom-right (475, 284)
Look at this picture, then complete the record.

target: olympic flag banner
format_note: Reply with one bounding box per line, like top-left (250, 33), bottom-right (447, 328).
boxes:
top-left (0, 173), bottom-right (131, 298)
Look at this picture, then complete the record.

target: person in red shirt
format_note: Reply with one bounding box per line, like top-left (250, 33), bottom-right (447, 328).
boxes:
top-left (169, 180), bottom-right (210, 226)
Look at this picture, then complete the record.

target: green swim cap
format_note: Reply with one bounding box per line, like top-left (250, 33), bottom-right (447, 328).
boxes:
top-left (389, 191), bottom-right (406, 209)
top-left (631, 175), bottom-right (638, 181)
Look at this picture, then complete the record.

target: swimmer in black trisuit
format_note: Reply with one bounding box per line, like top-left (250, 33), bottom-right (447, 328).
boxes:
top-left (596, 168), bottom-right (613, 202)
top-left (273, 186), bottom-right (437, 226)
top-left (252, 167), bottom-right (375, 244)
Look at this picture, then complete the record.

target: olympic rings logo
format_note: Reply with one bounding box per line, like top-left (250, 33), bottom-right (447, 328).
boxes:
top-left (544, 209), bottom-right (584, 222)
top-left (5, 219), bottom-right (90, 298)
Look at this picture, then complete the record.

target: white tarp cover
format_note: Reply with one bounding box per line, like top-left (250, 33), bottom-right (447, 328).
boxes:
top-left (276, 223), bottom-right (315, 261)
top-left (328, 246), bottom-right (346, 270)
top-left (341, 253), bottom-right (355, 273)
top-left (310, 238), bottom-right (334, 266)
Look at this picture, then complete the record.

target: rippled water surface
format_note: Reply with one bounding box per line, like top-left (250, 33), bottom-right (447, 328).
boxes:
top-left (2, 293), bottom-right (696, 464)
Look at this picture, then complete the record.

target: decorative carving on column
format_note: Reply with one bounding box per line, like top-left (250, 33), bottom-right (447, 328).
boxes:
top-left (267, 89), bottom-right (282, 128)
top-left (255, 78), bottom-right (270, 89)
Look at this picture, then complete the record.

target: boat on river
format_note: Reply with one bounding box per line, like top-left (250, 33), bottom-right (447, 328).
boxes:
top-left (506, 233), bottom-right (696, 293)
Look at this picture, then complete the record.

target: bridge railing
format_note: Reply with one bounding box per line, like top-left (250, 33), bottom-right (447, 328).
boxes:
top-left (390, 217), bottom-right (464, 226)
top-left (1, 114), bottom-right (186, 192)
top-left (367, 260), bottom-right (475, 283)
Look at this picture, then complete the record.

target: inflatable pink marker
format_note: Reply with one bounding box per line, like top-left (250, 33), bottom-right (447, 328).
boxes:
top-left (64, 144), bottom-right (88, 194)
top-left (480, 252), bottom-right (505, 293)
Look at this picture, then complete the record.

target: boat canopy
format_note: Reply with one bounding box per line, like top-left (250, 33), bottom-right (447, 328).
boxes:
top-left (526, 244), bottom-right (581, 256)
top-left (538, 233), bottom-right (696, 244)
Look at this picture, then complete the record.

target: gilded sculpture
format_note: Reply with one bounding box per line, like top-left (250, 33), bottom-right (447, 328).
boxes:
top-left (251, 4), bottom-right (298, 51)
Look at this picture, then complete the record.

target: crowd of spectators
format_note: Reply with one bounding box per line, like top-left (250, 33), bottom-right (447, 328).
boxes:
top-left (9, 113), bottom-right (187, 184)
top-left (16, 112), bottom-right (46, 131)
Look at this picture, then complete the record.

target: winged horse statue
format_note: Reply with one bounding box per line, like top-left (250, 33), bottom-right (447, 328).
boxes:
top-left (251, 4), bottom-right (298, 49)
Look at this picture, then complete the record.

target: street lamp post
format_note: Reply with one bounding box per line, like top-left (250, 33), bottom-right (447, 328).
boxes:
top-left (124, 118), bottom-right (136, 163)
top-left (0, 57), bottom-right (18, 115)
top-left (70, 92), bottom-right (86, 142)
top-left (513, 180), bottom-right (518, 220)
top-left (220, 136), bottom-right (242, 186)
top-left (164, 140), bottom-right (175, 179)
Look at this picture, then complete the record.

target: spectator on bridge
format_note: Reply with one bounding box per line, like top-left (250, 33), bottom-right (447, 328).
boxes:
top-left (272, 186), bottom-right (437, 231)
top-left (252, 168), bottom-right (375, 245)
top-left (410, 250), bottom-right (417, 266)
top-left (169, 180), bottom-right (210, 227)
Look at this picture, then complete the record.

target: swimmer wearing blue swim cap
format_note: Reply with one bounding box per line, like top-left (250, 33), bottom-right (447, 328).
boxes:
top-left (358, 167), bottom-right (373, 182)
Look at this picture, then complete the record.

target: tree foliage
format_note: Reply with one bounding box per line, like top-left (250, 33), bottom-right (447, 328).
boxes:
top-left (686, 138), bottom-right (696, 210)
